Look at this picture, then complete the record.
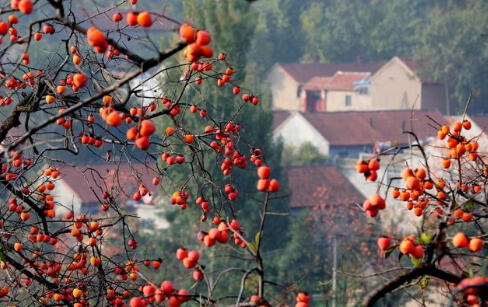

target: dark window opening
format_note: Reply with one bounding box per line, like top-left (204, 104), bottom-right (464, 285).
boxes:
top-left (306, 90), bottom-right (321, 112)
top-left (357, 87), bottom-right (368, 95)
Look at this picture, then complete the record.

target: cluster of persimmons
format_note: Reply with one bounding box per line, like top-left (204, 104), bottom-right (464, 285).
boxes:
top-left (358, 118), bottom-right (488, 305)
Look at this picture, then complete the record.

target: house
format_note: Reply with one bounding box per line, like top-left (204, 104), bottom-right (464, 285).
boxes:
top-left (285, 165), bottom-right (376, 256)
top-left (285, 165), bottom-right (364, 213)
top-left (268, 57), bottom-right (447, 114)
top-left (268, 61), bottom-right (384, 112)
top-left (50, 163), bottom-right (168, 231)
top-left (273, 109), bottom-right (446, 158)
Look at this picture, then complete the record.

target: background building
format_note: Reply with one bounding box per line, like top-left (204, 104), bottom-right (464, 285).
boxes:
top-left (268, 57), bottom-right (447, 114)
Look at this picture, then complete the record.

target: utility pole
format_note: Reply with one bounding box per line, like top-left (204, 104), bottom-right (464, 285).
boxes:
top-left (444, 78), bottom-right (450, 116)
top-left (332, 237), bottom-right (337, 307)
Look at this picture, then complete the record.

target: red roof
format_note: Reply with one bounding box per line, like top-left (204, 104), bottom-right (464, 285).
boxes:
top-left (286, 166), bottom-right (363, 208)
top-left (279, 61), bottom-right (385, 84)
top-left (301, 72), bottom-right (370, 91)
top-left (272, 110), bottom-right (291, 130)
top-left (324, 72), bottom-right (370, 91)
top-left (59, 163), bottom-right (158, 204)
top-left (303, 76), bottom-right (332, 90)
top-left (470, 116), bottom-right (488, 132)
top-left (300, 110), bottom-right (446, 146)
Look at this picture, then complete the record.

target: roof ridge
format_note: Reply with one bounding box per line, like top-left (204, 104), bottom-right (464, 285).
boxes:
top-left (334, 71), bottom-right (371, 75)
top-left (299, 109), bottom-right (436, 115)
top-left (286, 165), bottom-right (335, 170)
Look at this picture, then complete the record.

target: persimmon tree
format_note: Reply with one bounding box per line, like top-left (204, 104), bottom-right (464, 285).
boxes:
top-left (357, 105), bottom-right (488, 306)
top-left (135, 1), bottom-right (295, 304)
top-left (0, 1), bottom-right (309, 306)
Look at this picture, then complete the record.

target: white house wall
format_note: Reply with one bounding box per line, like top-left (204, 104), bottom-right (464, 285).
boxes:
top-left (134, 204), bottom-right (168, 231)
top-left (338, 155), bottom-right (423, 235)
top-left (326, 90), bottom-right (373, 111)
top-left (50, 179), bottom-right (83, 215)
top-left (370, 58), bottom-right (422, 111)
top-left (268, 64), bottom-right (301, 111)
top-left (274, 112), bottom-right (330, 155)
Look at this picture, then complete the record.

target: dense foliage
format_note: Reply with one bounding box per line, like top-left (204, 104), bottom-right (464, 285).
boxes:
top-left (248, 0), bottom-right (488, 114)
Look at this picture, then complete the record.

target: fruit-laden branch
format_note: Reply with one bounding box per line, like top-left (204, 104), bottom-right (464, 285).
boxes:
top-left (0, 82), bottom-right (46, 144)
top-left (446, 284), bottom-right (488, 307)
top-left (3, 42), bottom-right (185, 154)
top-left (2, 250), bottom-right (57, 289)
top-left (0, 179), bottom-right (51, 235)
top-left (49, 0), bottom-right (181, 66)
top-left (363, 265), bottom-right (462, 306)
top-left (55, 17), bottom-right (147, 65)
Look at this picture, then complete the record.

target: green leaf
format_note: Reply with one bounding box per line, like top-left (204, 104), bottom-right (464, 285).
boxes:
top-left (464, 200), bottom-right (475, 212)
top-left (254, 231), bottom-right (263, 248)
top-left (418, 233), bottom-right (433, 244)
top-left (420, 276), bottom-right (429, 289)
top-left (411, 257), bottom-right (422, 267)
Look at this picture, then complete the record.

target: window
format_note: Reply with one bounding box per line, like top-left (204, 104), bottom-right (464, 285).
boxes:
top-left (306, 90), bottom-right (321, 112)
top-left (357, 86), bottom-right (369, 95)
top-left (81, 203), bottom-right (100, 214)
top-left (345, 95), bottom-right (352, 107)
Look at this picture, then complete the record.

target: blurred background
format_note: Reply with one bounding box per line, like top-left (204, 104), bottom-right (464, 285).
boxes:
top-left (20, 0), bottom-right (485, 306)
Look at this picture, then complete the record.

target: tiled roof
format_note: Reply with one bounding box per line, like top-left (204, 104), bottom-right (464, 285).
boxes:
top-left (470, 116), bottom-right (488, 132)
top-left (272, 110), bottom-right (291, 130)
top-left (280, 61), bottom-right (386, 84)
top-left (325, 72), bottom-right (370, 91)
top-left (301, 72), bottom-right (370, 91)
top-left (286, 165), bottom-right (363, 208)
top-left (302, 76), bottom-right (332, 90)
top-left (300, 110), bottom-right (446, 146)
top-left (59, 163), bottom-right (158, 204)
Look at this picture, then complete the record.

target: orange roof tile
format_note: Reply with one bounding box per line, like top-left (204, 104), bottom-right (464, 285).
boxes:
top-left (286, 165), bottom-right (363, 208)
top-left (59, 163), bottom-right (158, 204)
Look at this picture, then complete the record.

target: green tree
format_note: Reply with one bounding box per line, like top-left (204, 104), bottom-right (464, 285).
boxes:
top-left (281, 142), bottom-right (328, 166)
top-left (140, 0), bottom-right (289, 301)
top-left (246, 0), bottom-right (308, 78)
top-left (298, 0), bottom-right (439, 63)
top-left (414, 0), bottom-right (488, 114)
